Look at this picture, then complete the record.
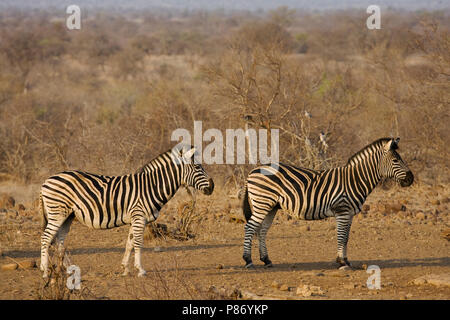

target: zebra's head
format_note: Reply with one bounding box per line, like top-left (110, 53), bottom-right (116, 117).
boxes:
top-left (172, 145), bottom-right (214, 195)
top-left (379, 138), bottom-right (414, 187)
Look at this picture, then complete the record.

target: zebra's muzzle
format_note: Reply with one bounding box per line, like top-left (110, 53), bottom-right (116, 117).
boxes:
top-left (202, 178), bottom-right (214, 195)
top-left (400, 171), bottom-right (414, 187)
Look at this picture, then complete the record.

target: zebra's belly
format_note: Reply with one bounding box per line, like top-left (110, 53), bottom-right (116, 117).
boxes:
top-left (72, 206), bottom-right (130, 229)
top-left (283, 205), bottom-right (334, 221)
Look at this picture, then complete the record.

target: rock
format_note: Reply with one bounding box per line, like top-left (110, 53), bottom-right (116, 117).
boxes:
top-left (339, 265), bottom-right (351, 271)
top-left (216, 264), bottom-right (224, 270)
top-left (1, 263), bottom-right (18, 271)
top-left (271, 280), bottom-right (281, 289)
top-left (430, 199), bottom-right (440, 206)
top-left (415, 212), bottom-right (426, 220)
top-left (153, 246), bottom-right (162, 252)
top-left (279, 284), bottom-right (289, 291)
top-left (296, 284), bottom-right (325, 297)
top-left (315, 272), bottom-right (325, 277)
top-left (411, 274), bottom-right (450, 287)
top-left (18, 260), bottom-right (36, 269)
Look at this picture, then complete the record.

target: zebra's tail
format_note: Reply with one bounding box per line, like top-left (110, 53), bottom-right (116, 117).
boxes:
top-left (241, 184), bottom-right (252, 222)
top-left (39, 191), bottom-right (47, 232)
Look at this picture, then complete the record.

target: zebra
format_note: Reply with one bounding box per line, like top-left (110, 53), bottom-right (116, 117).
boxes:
top-left (241, 137), bottom-right (414, 269)
top-left (39, 144), bottom-right (214, 277)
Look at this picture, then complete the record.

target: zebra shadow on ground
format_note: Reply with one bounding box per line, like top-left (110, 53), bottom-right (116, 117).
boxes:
top-left (3, 242), bottom-right (241, 259)
top-left (204, 256), bottom-right (450, 275)
top-left (165, 256), bottom-right (450, 275)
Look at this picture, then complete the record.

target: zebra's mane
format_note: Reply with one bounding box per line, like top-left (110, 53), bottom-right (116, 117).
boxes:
top-left (135, 149), bottom-right (173, 174)
top-left (347, 137), bottom-right (393, 165)
top-left (135, 144), bottom-right (196, 174)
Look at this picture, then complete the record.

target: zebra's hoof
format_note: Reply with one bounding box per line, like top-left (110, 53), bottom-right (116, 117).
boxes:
top-left (137, 269), bottom-right (147, 277)
top-left (336, 257), bottom-right (352, 269)
top-left (260, 256), bottom-right (272, 268)
top-left (244, 263), bottom-right (255, 269)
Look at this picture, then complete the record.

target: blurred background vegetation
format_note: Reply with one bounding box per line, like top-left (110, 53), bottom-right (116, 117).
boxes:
top-left (0, 6), bottom-right (448, 187)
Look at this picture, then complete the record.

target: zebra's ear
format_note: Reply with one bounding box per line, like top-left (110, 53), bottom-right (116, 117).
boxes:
top-left (384, 138), bottom-right (399, 151)
top-left (183, 147), bottom-right (196, 161)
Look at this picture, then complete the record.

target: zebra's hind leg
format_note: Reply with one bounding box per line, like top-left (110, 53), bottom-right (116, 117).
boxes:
top-left (121, 227), bottom-right (134, 276)
top-left (258, 208), bottom-right (277, 268)
top-left (41, 211), bottom-right (71, 278)
top-left (335, 214), bottom-right (353, 269)
top-left (55, 214), bottom-right (75, 268)
top-left (243, 219), bottom-right (262, 269)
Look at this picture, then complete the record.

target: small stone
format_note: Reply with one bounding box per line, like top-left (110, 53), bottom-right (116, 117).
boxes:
top-left (271, 280), bottom-right (281, 289)
top-left (296, 284), bottom-right (325, 297)
top-left (19, 260), bottom-right (36, 269)
top-left (361, 264), bottom-right (368, 270)
top-left (430, 199), bottom-right (440, 206)
top-left (1, 263), bottom-right (18, 271)
top-left (216, 264), bottom-right (224, 270)
top-left (153, 246), bottom-right (162, 252)
top-left (279, 284), bottom-right (289, 291)
top-left (415, 212), bottom-right (426, 220)
top-left (297, 286), bottom-right (311, 297)
top-left (411, 277), bottom-right (426, 285)
top-left (315, 272), bottom-right (325, 277)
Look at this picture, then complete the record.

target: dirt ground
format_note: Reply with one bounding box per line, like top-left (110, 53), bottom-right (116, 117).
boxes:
top-left (0, 181), bottom-right (449, 300)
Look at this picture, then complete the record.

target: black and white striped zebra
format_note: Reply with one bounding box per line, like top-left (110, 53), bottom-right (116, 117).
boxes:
top-left (39, 145), bottom-right (214, 277)
top-left (241, 137), bottom-right (414, 268)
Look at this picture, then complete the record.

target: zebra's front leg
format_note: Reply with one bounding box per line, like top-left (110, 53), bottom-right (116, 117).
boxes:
top-left (335, 214), bottom-right (353, 268)
top-left (121, 227), bottom-right (134, 276)
top-left (131, 217), bottom-right (147, 277)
